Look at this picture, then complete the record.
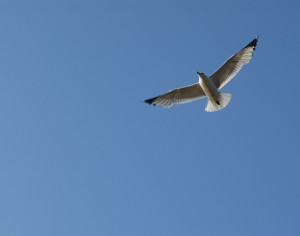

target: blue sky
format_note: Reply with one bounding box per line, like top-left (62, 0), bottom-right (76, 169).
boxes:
top-left (0, 1), bottom-right (300, 236)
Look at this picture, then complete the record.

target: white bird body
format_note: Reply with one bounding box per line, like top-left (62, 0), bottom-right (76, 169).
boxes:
top-left (198, 72), bottom-right (232, 112)
top-left (144, 37), bottom-right (258, 112)
top-left (198, 72), bottom-right (219, 103)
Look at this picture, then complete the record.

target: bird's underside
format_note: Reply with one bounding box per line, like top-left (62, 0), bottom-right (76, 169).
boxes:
top-left (144, 36), bottom-right (258, 112)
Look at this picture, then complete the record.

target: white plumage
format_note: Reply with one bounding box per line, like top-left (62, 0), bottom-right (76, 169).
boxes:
top-left (144, 37), bottom-right (258, 112)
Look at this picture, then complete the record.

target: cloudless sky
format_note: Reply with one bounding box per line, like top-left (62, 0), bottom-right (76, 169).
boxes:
top-left (0, 1), bottom-right (300, 236)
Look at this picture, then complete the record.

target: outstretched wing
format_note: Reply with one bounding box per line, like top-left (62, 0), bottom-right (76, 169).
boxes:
top-left (210, 36), bottom-right (258, 89)
top-left (144, 83), bottom-right (205, 108)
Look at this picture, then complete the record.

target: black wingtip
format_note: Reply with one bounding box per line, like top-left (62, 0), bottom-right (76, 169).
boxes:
top-left (144, 97), bottom-right (157, 106)
top-left (244, 36), bottom-right (259, 50)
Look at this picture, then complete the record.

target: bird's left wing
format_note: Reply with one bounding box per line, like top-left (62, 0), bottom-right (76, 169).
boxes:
top-left (144, 83), bottom-right (205, 108)
top-left (210, 36), bottom-right (258, 89)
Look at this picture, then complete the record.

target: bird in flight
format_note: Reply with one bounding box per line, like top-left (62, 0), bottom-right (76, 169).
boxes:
top-left (144, 37), bottom-right (258, 112)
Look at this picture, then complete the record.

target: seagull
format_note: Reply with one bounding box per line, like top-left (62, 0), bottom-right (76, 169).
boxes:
top-left (144, 36), bottom-right (258, 112)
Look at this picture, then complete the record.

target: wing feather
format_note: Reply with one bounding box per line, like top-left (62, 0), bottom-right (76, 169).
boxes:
top-left (144, 83), bottom-right (205, 108)
top-left (210, 36), bottom-right (258, 89)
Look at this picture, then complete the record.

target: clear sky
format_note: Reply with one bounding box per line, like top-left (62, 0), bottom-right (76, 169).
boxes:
top-left (0, 1), bottom-right (300, 236)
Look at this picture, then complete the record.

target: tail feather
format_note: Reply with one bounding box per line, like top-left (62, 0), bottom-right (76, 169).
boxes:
top-left (205, 93), bottom-right (232, 112)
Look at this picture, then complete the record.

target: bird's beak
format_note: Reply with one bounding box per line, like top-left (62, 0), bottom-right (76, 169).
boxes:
top-left (197, 72), bottom-right (202, 76)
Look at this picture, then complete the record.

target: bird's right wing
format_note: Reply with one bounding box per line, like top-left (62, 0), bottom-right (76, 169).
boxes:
top-left (210, 37), bottom-right (258, 89)
top-left (144, 83), bottom-right (205, 108)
